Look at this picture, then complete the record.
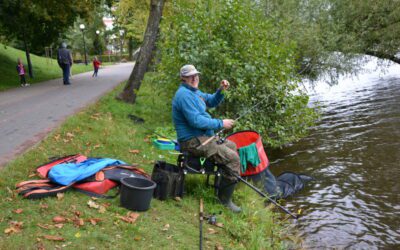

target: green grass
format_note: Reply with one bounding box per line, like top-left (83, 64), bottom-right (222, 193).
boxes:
top-left (0, 74), bottom-right (298, 249)
top-left (0, 44), bottom-right (94, 91)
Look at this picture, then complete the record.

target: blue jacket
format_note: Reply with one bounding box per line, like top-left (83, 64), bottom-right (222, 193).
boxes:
top-left (172, 83), bottom-right (224, 142)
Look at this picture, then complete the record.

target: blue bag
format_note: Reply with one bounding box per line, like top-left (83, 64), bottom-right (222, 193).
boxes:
top-left (48, 158), bottom-right (126, 185)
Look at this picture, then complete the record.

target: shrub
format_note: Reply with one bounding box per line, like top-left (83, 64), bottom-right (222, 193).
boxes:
top-left (157, 0), bottom-right (317, 147)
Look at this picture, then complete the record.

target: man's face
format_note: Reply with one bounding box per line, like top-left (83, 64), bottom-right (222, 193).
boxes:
top-left (191, 74), bottom-right (199, 86)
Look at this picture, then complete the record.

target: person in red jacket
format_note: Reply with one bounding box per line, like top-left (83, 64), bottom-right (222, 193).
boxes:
top-left (92, 56), bottom-right (101, 77)
top-left (16, 58), bottom-right (30, 86)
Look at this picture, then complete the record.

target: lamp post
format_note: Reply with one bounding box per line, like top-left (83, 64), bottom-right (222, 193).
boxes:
top-left (96, 30), bottom-right (102, 61)
top-left (119, 29), bottom-right (124, 60)
top-left (79, 24), bottom-right (88, 65)
top-left (110, 34), bottom-right (116, 63)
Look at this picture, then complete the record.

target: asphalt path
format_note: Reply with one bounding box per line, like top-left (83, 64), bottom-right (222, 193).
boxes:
top-left (0, 62), bottom-right (134, 167)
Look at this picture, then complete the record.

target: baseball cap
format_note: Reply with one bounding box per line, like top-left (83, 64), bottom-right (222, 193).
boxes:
top-left (180, 65), bottom-right (201, 77)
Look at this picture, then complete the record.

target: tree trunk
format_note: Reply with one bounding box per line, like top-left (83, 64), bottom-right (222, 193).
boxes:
top-left (117, 0), bottom-right (165, 104)
top-left (128, 36), bottom-right (133, 61)
top-left (23, 35), bottom-right (34, 78)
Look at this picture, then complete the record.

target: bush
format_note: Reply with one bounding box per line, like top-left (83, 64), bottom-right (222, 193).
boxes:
top-left (156, 0), bottom-right (317, 147)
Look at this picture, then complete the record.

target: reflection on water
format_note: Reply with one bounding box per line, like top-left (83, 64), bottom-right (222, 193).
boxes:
top-left (268, 58), bottom-right (400, 249)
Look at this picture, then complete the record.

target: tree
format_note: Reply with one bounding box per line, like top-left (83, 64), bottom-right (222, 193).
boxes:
top-left (113, 0), bottom-right (149, 60)
top-left (261, 0), bottom-right (400, 81)
top-left (0, 0), bottom-right (99, 77)
top-left (156, 0), bottom-right (317, 147)
top-left (117, 0), bottom-right (165, 103)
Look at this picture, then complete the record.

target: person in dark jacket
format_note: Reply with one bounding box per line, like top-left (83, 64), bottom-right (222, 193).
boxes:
top-left (16, 58), bottom-right (29, 87)
top-left (172, 64), bottom-right (242, 213)
top-left (57, 42), bottom-right (73, 85)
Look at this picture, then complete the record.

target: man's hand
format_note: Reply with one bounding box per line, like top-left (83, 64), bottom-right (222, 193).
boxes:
top-left (220, 80), bottom-right (230, 90)
top-left (222, 119), bottom-right (235, 129)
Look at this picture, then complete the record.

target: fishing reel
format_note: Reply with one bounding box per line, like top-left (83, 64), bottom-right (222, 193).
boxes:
top-left (215, 131), bottom-right (226, 145)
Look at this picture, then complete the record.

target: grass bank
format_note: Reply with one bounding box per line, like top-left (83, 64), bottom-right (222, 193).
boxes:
top-left (0, 44), bottom-right (93, 91)
top-left (0, 74), bottom-right (297, 249)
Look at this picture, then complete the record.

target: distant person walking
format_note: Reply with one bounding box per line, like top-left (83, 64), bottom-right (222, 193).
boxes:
top-left (92, 56), bottom-right (101, 77)
top-left (16, 58), bottom-right (29, 87)
top-left (57, 42), bottom-right (73, 85)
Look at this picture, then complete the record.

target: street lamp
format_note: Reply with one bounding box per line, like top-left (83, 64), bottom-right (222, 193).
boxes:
top-left (79, 24), bottom-right (88, 65)
top-left (119, 29), bottom-right (124, 60)
top-left (95, 30), bottom-right (102, 60)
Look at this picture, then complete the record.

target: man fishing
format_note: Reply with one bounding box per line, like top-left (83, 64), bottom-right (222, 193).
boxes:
top-left (172, 64), bottom-right (241, 213)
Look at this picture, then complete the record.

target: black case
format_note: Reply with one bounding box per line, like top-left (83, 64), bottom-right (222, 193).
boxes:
top-left (151, 161), bottom-right (184, 200)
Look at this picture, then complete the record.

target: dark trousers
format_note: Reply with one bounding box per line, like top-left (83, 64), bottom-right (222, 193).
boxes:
top-left (92, 67), bottom-right (99, 77)
top-left (61, 64), bottom-right (71, 84)
top-left (19, 74), bottom-right (26, 85)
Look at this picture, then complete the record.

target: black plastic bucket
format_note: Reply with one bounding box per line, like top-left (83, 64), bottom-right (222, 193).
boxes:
top-left (120, 177), bottom-right (157, 211)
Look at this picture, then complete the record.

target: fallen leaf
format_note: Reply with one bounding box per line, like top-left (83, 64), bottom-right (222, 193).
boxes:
top-left (9, 221), bottom-right (23, 228)
top-left (66, 132), bottom-right (74, 138)
top-left (89, 218), bottom-right (102, 225)
top-left (215, 244), bottom-right (224, 250)
top-left (174, 197), bottom-right (182, 202)
top-left (208, 228), bottom-right (217, 234)
top-left (102, 202), bottom-right (111, 208)
top-left (62, 139), bottom-right (69, 143)
top-left (162, 224), bottom-right (170, 231)
top-left (54, 134), bottom-right (61, 141)
top-left (87, 200), bottom-right (100, 209)
top-left (28, 173), bottom-right (36, 178)
top-left (40, 204), bottom-right (49, 209)
top-left (56, 193), bottom-right (64, 200)
top-left (74, 232), bottom-right (81, 238)
top-left (4, 227), bottom-right (20, 234)
top-left (52, 216), bottom-right (66, 223)
top-left (98, 206), bottom-right (106, 214)
top-left (134, 236), bottom-right (141, 241)
top-left (74, 211), bottom-right (81, 217)
top-left (6, 187), bottom-right (13, 195)
top-left (73, 218), bottom-right (84, 227)
top-left (93, 144), bottom-right (101, 149)
top-left (215, 223), bottom-right (224, 228)
top-left (13, 208), bottom-right (23, 214)
top-left (37, 224), bottom-right (53, 230)
top-left (166, 235), bottom-right (173, 240)
top-left (129, 149), bottom-right (140, 154)
top-left (118, 212), bottom-right (139, 224)
top-left (54, 224), bottom-right (64, 229)
top-left (43, 235), bottom-right (65, 241)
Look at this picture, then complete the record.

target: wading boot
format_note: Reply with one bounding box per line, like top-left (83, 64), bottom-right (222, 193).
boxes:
top-left (217, 177), bottom-right (242, 213)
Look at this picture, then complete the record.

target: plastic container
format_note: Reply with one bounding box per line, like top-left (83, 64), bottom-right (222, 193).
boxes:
top-left (226, 130), bottom-right (269, 176)
top-left (153, 139), bottom-right (176, 150)
top-left (120, 177), bottom-right (157, 211)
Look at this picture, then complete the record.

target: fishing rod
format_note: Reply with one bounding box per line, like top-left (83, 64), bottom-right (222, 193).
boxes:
top-left (196, 95), bottom-right (271, 149)
top-left (199, 199), bottom-right (204, 250)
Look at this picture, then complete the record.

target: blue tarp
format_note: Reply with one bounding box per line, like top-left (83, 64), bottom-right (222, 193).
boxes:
top-left (48, 158), bottom-right (126, 185)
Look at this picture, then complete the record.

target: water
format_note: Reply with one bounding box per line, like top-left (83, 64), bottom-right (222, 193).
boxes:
top-left (268, 58), bottom-right (400, 249)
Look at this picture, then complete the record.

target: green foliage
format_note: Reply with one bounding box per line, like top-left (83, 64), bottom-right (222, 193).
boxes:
top-left (263, 0), bottom-right (400, 82)
top-left (156, 0), bottom-right (317, 147)
top-left (0, 0), bottom-right (100, 54)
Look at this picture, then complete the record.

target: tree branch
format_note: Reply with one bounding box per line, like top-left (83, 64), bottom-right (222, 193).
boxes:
top-left (365, 50), bottom-right (400, 64)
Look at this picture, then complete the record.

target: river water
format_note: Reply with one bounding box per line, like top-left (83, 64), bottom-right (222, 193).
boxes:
top-left (268, 58), bottom-right (400, 249)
